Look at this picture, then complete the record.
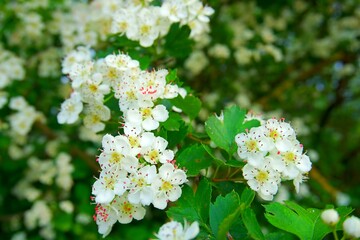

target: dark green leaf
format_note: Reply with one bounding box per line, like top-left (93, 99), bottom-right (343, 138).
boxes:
top-left (167, 178), bottom-right (212, 223)
top-left (170, 95), bottom-right (201, 120)
top-left (240, 187), bottom-right (256, 210)
top-left (242, 208), bottom-right (265, 240)
top-left (165, 24), bottom-right (193, 58)
top-left (176, 144), bottom-right (212, 177)
top-left (205, 106), bottom-right (260, 155)
top-left (210, 191), bottom-right (242, 240)
top-left (264, 201), bottom-right (353, 240)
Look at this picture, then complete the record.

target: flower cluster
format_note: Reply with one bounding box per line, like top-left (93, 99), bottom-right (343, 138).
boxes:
top-left (12, 152), bottom-right (74, 239)
top-left (0, 46), bottom-right (25, 110)
top-left (235, 118), bottom-right (312, 200)
top-left (111, 0), bottom-right (214, 46)
top-left (58, 47), bottom-right (184, 133)
top-left (8, 96), bottom-right (43, 136)
top-left (46, 0), bottom-right (214, 50)
top-left (155, 220), bottom-right (199, 240)
top-left (92, 133), bottom-right (187, 237)
top-left (59, 51), bottom-right (190, 236)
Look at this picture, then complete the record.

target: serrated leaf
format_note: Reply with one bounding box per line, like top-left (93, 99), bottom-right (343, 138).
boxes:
top-left (264, 201), bottom-right (353, 240)
top-left (176, 144), bottom-right (212, 177)
top-left (242, 208), bottom-right (265, 240)
top-left (205, 106), bottom-right (260, 155)
top-left (165, 23), bottom-right (193, 58)
top-left (210, 191), bottom-right (242, 240)
top-left (167, 178), bottom-right (212, 224)
top-left (170, 95), bottom-right (201, 120)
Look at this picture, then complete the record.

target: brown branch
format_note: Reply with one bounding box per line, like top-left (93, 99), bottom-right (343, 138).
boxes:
top-left (309, 166), bottom-right (338, 199)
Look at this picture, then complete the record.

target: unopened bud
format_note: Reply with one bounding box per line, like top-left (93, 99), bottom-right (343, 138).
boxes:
top-left (343, 216), bottom-right (360, 238)
top-left (321, 209), bottom-right (339, 226)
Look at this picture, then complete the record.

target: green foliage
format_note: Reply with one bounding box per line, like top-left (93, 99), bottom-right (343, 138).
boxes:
top-left (164, 24), bottom-right (193, 59)
top-left (170, 95), bottom-right (202, 120)
top-left (167, 178), bottom-right (212, 236)
top-left (264, 201), bottom-right (353, 240)
top-left (176, 144), bottom-right (212, 177)
top-left (205, 106), bottom-right (260, 156)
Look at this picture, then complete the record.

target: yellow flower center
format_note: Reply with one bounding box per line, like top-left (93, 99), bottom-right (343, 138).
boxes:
top-left (126, 90), bottom-right (136, 100)
top-left (121, 202), bottom-right (133, 214)
top-left (284, 152), bottom-right (295, 163)
top-left (104, 176), bottom-right (115, 189)
top-left (269, 129), bottom-right (279, 140)
top-left (89, 84), bottom-right (98, 93)
top-left (245, 140), bottom-right (258, 151)
top-left (161, 181), bottom-right (173, 191)
top-left (128, 136), bottom-right (139, 147)
top-left (140, 25), bottom-right (150, 34)
top-left (141, 108), bottom-right (152, 118)
top-left (256, 171), bottom-right (268, 184)
top-left (109, 152), bottom-right (123, 164)
top-left (148, 150), bottom-right (159, 162)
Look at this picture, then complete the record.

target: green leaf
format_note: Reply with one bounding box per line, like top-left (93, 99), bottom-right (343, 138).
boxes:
top-left (205, 106), bottom-right (260, 155)
top-left (226, 159), bottom-right (245, 167)
top-left (265, 232), bottom-right (297, 240)
top-left (264, 201), bottom-right (353, 240)
top-left (162, 112), bottom-right (182, 131)
top-left (195, 178), bottom-right (212, 223)
top-left (176, 144), bottom-right (212, 177)
top-left (165, 23), bottom-right (193, 58)
top-left (240, 187), bottom-right (256, 210)
top-left (170, 95), bottom-right (201, 120)
top-left (167, 178), bottom-right (212, 224)
top-left (202, 144), bottom-right (225, 166)
top-left (242, 208), bottom-right (265, 240)
top-left (210, 191), bottom-right (242, 240)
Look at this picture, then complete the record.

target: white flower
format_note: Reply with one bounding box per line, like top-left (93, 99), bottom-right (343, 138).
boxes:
top-left (242, 158), bottom-right (281, 201)
top-left (83, 102), bottom-right (111, 133)
top-left (125, 104), bottom-right (169, 131)
top-left (343, 216), bottom-right (360, 238)
top-left (270, 140), bottom-right (311, 179)
top-left (57, 92), bottom-right (83, 124)
top-left (94, 201), bottom-right (119, 238)
top-left (264, 119), bottom-right (296, 144)
top-left (9, 96), bottom-right (28, 110)
top-left (92, 169), bottom-right (127, 204)
top-left (116, 194), bottom-right (146, 224)
top-left (160, 0), bottom-right (188, 22)
top-left (104, 54), bottom-right (139, 71)
top-left (321, 209), bottom-right (339, 226)
top-left (155, 220), bottom-right (199, 240)
top-left (68, 61), bottom-right (94, 89)
top-left (235, 126), bottom-right (274, 167)
top-left (78, 73), bottom-right (110, 103)
top-left (141, 134), bottom-right (174, 165)
top-left (98, 134), bottom-right (138, 172)
top-left (115, 165), bottom-right (157, 206)
top-left (152, 163), bottom-right (187, 209)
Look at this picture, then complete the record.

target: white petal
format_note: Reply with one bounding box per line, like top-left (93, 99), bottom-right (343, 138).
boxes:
top-left (95, 190), bottom-right (115, 204)
top-left (152, 105), bottom-right (169, 122)
top-left (142, 118), bottom-right (159, 131)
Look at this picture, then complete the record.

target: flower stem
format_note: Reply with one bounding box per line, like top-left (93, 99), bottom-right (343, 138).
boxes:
top-left (333, 229), bottom-right (339, 240)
